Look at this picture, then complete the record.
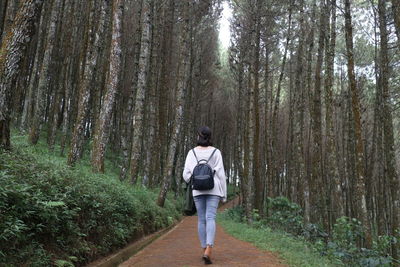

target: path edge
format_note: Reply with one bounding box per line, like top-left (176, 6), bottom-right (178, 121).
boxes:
top-left (86, 220), bottom-right (180, 267)
top-left (86, 196), bottom-right (240, 267)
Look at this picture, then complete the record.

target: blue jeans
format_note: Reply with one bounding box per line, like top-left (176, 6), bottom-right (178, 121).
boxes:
top-left (193, 194), bottom-right (220, 248)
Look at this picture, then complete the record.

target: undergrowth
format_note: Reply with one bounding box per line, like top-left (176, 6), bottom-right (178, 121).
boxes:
top-left (219, 207), bottom-right (341, 267)
top-left (219, 197), bottom-right (396, 267)
top-left (0, 134), bottom-right (183, 266)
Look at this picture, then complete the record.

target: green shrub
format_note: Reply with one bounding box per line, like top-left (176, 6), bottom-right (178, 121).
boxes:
top-left (265, 196), bottom-right (304, 235)
top-left (318, 217), bottom-right (394, 266)
top-left (0, 139), bottom-right (182, 266)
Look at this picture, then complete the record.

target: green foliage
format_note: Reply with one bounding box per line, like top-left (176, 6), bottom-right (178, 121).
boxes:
top-left (222, 198), bottom-right (395, 267)
top-left (0, 136), bottom-right (182, 266)
top-left (265, 197), bottom-right (304, 235)
top-left (218, 208), bottom-right (342, 267)
top-left (333, 217), bottom-right (364, 251)
top-left (318, 217), bottom-right (394, 267)
top-left (226, 183), bottom-right (239, 201)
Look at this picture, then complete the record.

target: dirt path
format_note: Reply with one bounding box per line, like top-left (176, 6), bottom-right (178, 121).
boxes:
top-left (120, 198), bottom-right (287, 267)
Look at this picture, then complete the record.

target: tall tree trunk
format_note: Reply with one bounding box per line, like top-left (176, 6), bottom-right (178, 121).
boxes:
top-left (28, 0), bottom-right (62, 145)
top-left (20, 0), bottom-right (49, 132)
top-left (143, 0), bottom-right (157, 186)
top-left (157, 0), bottom-right (190, 207)
top-left (91, 0), bottom-right (122, 173)
top-left (119, 1), bottom-right (143, 180)
top-left (130, 0), bottom-right (152, 184)
top-left (151, 0), bottom-right (175, 186)
top-left (343, 0), bottom-right (372, 248)
top-left (1, 0), bottom-right (18, 43)
top-left (0, 0), bottom-right (44, 150)
top-left (60, 1), bottom-right (82, 156)
top-left (378, 0), bottom-right (400, 261)
top-left (293, 0), bottom-right (307, 218)
top-left (237, 59), bottom-right (245, 207)
top-left (47, 0), bottom-right (67, 150)
top-left (67, 0), bottom-right (107, 166)
top-left (324, 0), bottom-right (343, 222)
top-left (311, 0), bottom-right (328, 228)
top-left (0, 0), bottom-right (9, 39)
top-left (252, 0), bottom-right (263, 214)
top-left (271, 4), bottom-right (292, 195)
top-left (304, 0), bottom-right (317, 223)
top-left (392, 0), bottom-right (400, 45)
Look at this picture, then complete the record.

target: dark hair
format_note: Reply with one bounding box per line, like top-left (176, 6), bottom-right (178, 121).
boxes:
top-left (197, 126), bottom-right (213, 147)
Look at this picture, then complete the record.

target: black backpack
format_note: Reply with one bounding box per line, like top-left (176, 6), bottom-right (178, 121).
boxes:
top-left (191, 148), bottom-right (217, 190)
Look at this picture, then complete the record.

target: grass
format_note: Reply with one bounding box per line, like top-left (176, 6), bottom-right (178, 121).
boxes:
top-left (218, 211), bottom-right (343, 267)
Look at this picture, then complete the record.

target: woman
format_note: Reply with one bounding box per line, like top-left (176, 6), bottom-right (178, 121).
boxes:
top-left (183, 126), bottom-right (227, 265)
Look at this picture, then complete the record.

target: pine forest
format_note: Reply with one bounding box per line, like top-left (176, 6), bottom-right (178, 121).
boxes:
top-left (0, 0), bottom-right (399, 266)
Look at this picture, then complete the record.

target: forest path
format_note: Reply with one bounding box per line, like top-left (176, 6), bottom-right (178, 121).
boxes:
top-left (119, 198), bottom-right (287, 267)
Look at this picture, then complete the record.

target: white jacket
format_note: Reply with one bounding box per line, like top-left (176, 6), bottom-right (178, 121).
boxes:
top-left (183, 146), bottom-right (227, 202)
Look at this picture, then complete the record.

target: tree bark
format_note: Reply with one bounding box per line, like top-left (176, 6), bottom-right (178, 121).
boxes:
top-left (129, 0), bottom-right (152, 184)
top-left (157, 0), bottom-right (190, 207)
top-left (378, 0), bottom-right (400, 260)
top-left (67, 0), bottom-right (107, 166)
top-left (0, 0), bottom-right (9, 39)
top-left (28, 0), bottom-right (62, 145)
top-left (0, 0), bottom-right (44, 150)
top-left (343, 0), bottom-right (372, 248)
top-left (119, 0), bottom-right (143, 180)
top-left (324, 0), bottom-right (343, 220)
top-left (91, 0), bottom-right (123, 173)
top-left (1, 0), bottom-right (18, 43)
top-left (271, 4), bottom-right (292, 198)
top-left (253, 0), bottom-right (263, 215)
top-left (392, 0), bottom-right (400, 45)
top-left (47, 0), bottom-right (67, 150)
top-left (19, 3), bottom-right (45, 132)
top-left (311, 0), bottom-right (328, 228)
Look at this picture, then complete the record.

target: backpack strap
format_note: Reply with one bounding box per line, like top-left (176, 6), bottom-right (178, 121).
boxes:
top-left (192, 149), bottom-right (199, 164)
top-left (206, 148), bottom-right (218, 164)
top-left (192, 148), bottom-right (218, 164)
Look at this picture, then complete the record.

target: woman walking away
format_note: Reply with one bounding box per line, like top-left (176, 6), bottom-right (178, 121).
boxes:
top-left (183, 126), bottom-right (227, 265)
